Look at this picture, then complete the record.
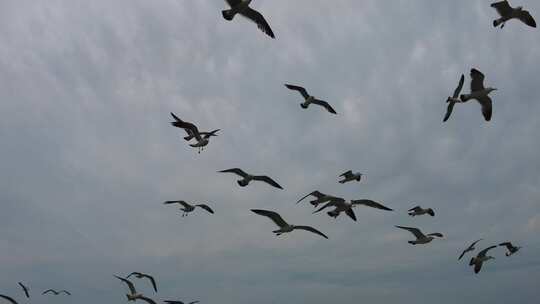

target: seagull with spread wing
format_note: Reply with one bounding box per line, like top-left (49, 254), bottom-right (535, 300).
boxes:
top-left (499, 242), bottom-right (521, 256)
top-left (114, 275), bottom-right (142, 302)
top-left (395, 226), bottom-right (443, 245)
top-left (460, 69), bottom-right (497, 121)
top-left (443, 74), bottom-right (465, 122)
top-left (470, 246), bottom-right (497, 274)
top-left (17, 283), bottom-right (29, 299)
top-left (251, 209), bottom-right (328, 239)
top-left (170, 112), bottom-right (218, 153)
top-left (0, 295), bottom-right (18, 304)
top-left (163, 201), bottom-right (214, 217)
top-left (284, 84), bottom-right (337, 114)
top-left (218, 168), bottom-right (283, 189)
top-left (338, 170), bottom-right (363, 184)
top-left (127, 272), bottom-right (158, 293)
top-left (296, 191), bottom-right (341, 207)
top-left (458, 239), bottom-right (483, 260)
top-left (222, 0), bottom-right (275, 38)
top-left (408, 205), bottom-right (435, 217)
top-left (491, 1), bottom-right (536, 28)
top-left (42, 289), bottom-right (71, 296)
top-left (314, 198), bottom-right (393, 221)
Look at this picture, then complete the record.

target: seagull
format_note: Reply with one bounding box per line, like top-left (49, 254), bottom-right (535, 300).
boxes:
top-left (314, 198), bottom-right (393, 221)
top-left (114, 275), bottom-right (141, 301)
top-left (251, 209), bottom-right (328, 239)
top-left (491, 1), bottom-right (536, 28)
top-left (17, 282), bottom-right (29, 298)
top-left (296, 191), bottom-right (341, 207)
top-left (458, 239), bottom-right (483, 260)
top-left (443, 74), bottom-right (465, 122)
top-left (499, 242), bottom-right (521, 256)
top-left (218, 168), bottom-right (283, 189)
top-left (133, 295), bottom-right (158, 304)
top-left (395, 226), bottom-right (443, 245)
top-left (170, 112), bottom-right (217, 153)
top-left (164, 301), bottom-right (200, 304)
top-left (163, 201), bottom-right (214, 216)
top-left (460, 69), bottom-right (496, 121)
top-left (470, 246), bottom-right (497, 274)
top-left (408, 206), bottom-right (435, 217)
top-left (0, 295), bottom-right (18, 304)
top-left (338, 170), bottom-right (363, 184)
top-left (42, 289), bottom-right (71, 296)
top-left (222, 0), bottom-right (275, 38)
top-left (127, 272), bottom-right (158, 293)
top-left (284, 84), bottom-right (337, 114)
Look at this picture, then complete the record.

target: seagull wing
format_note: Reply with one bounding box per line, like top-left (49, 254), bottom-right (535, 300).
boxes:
top-left (345, 208), bottom-right (357, 221)
top-left (518, 10), bottom-right (536, 27)
top-left (0, 295), bottom-right (18, 304)
top-left (312, 201), bottom-right (340, 214)
top-left (170, 113), bottom-right (202, 141)
top-left (188, 301), bottom-right (200, 304)
top-left (126, 272), bottom-right (141, 278)
top-left (470, 68), bottom-right (485, 92)
top-left (499, 242), bottom-right (513, 249)
top-left (60, 290), bottom-right (71, 295)
top-left (443, 100), bottom-right (456, 122)
top-left (164, 301), bottom-right (184, 304)
top-left (340, 170), bottom-right (353, 178)
top-left (427, 233), bottom-right (444, 238)
top-left (252, 175), bottom-right (283, 189)
top-left (477, 95), bottom-right (492, 121)
top-left (143, 274), bottom-right (158, 293)
top-left (114, 275), bottom-right (137, 295)
top-left (284, 84), bottom-right (309, 99)
top-left (293, 226), bottom-right (329, 239)
top-left (218, 168), bottom-right (248, 178)
top-left (478, 245), bottom-right (497, 258)
top-left (408, 206), bottom-right (422, 212)
top-left (251, 209), bottom-right (288, 228)
top-left (312, 99), bottom-right (337, 114)
top-left (200, 129), bottom-right (220, 138)
top-left (395, 226), bottom-right (425, 239)
top-left (297, 191), bottom-right (324, 204)
top-left (453, 74), bottom-right (465, 99)
top-left (471, 239), bottom-right (483, 247)
top-left (458, 249), bottom-right (468, 260)
top-left (352, 199), bottom-right (393, 211)
top-left (239, 7), bottom-right (275, 38)
top-left (225, 0), bottom-right (242, 7)
top-left (164, 200), bottom-right (191, 208)
top-left (491, 1), bottom-right (513, 17)
top-left (17, 283), bottom-right (29, 298)
top-left (42, 290), bottom-right (56, 295)
top-left (136, 295), bottom-right (158, 304)
top-left (196, 204), bottom-right (215, 214)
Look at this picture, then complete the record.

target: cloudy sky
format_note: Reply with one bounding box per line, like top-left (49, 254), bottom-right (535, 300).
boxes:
top-left (1, 0), bottom-right (540, 303)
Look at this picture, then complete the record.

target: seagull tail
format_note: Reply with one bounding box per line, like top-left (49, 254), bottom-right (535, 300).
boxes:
top-left (222, 10), bottom-right (235, 21)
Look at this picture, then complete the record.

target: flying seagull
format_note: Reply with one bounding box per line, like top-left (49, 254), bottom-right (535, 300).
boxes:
top-left (470, 246), bottom-right (497, 274)
top-left (127, 272), bottom-right (158, 293)
top-left (114, 275), bottom-right (141, 301)
top-left (170, 112), bottom-right (217, 153)
top-left (251, 209), bottom-right (328, 239)
top-left (296, 191), bottom-right (341, 207)
top-left (458, 239), bottom-right (483, 260)
top-left (499, 242), bottom-right (521, 256)
top-left (218, 168), bottom-right (283, 189)
top-left (460, 69), bottom-right (496, 121)
top-left (338, 170), bottom-right (363, 184)
top-left (284, 84), bottom-right (337, 114)
top-left (163, 201), bottom-right (214, 216)
top-left (0, 295), bottom-right (18, 304)
top-left (314, 198), bottom-right (393, 221)
top-left (443, 74), bottom-right (465, 122)
top-left (17, 283), bottom-right (29, 299)
top-left (42, 289), bottom-right (71, 296)
top-left (408, 206), bottom-right (435, 217)
top-left (222, 0), bottom-right (275, 38)
top-left (491, 1), bottom-right (536, 28)
top-left (395, 226), bottom-right (443, 245)
top-left (164, 301), bottom-right (200, 304)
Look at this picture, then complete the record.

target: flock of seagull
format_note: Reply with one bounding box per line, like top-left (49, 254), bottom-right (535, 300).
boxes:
top-left (1, 1), bottom-right (536, 303)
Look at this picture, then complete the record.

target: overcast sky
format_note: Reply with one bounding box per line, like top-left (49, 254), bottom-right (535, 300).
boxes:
top-left (1, 0), bottom-right (540, 303)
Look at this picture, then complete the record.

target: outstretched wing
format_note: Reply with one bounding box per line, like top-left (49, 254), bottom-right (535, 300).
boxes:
top-left (470, 68), bottom-right (485, 92)
top-left (59, 290), bottom-right (71, 295)
top-left (188, 301), bottom-right (200, 304)
top-left (491, 1), bottom-right (513, 17)
top-left (226, 0), bottom-right (242, 7)
top-left (170, 113), bottom-right (202, 141)
top-left (18, 282), bottom-right (29, 298)
top-left (477, 95), bottom-right (492, 121)
top-left (408, 206), bottom-right (422, 212)
top-left (453, 74), bottom-right (465, 99)
top-left (478, 245), bottom-right (497, 258)
top-left (284, 84), bottom-right (309, 99)
top-left (239, 7), bottom-right (275, 38)
top-left (443, 100), bottom-right (456, 122)
top-left (395, 226), bottom-right (425, 239)
top-left (252, 175), bottom-right (283, 189)
top-left (218, 168), bottom-right (248, 178)
top-left (294, 226), bottom-right (329, 239)
top-left (352, 199), bottom-right (393, 211)
top-left (114, 275), bottom-right (137, 295)
top-left (164, 200), bottom-right (191, 208)
top-left (164, 301), bottom-right (184, 304)
top-left (297, 191), bottom-right (325, 204)
top-left (312, 201), bottom-right (340, 214)
top-left (499, 242), bottom-right (513, 249)
top-left (0, 295), bottom-right (18, 304)
top-left (251, 209), bottom-right (288, 228)
top-left (340, 170), bottom-right (353, 178)
top-left (143, 275), bottom-right (158, 293)
top-left (427, 233), bottom-right (444, 238)
top-left (471, 239), bottom-right (483, 247)
top-left (196, 204), bottom-right (215, 214)
top-left (312, 99), bottom-right (337, 114)
top-left (345, 208), bottom-right (357, 221)
top-left (42, 290), bottom-right (56, 295)
top-left (518, 10), bottom-right (536, 27)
